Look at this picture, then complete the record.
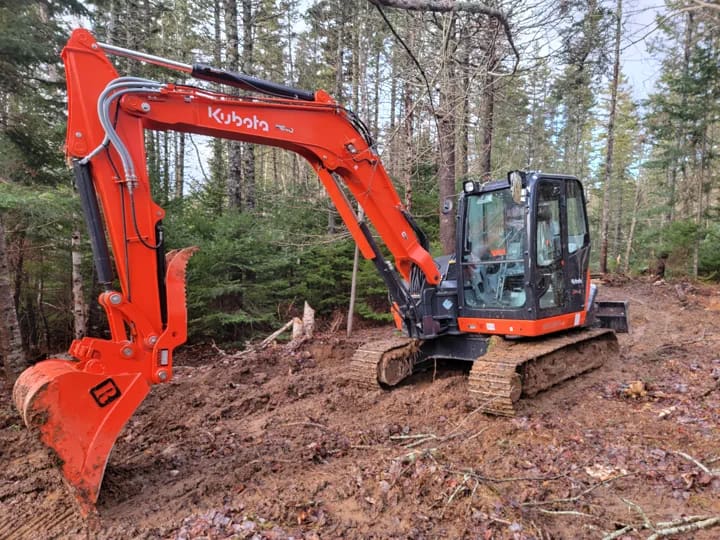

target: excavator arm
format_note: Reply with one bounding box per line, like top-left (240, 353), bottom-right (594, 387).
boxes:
top-left (13, 29), bottom-right (438, 513)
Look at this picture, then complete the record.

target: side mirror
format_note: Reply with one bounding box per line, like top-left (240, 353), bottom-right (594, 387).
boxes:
top-left (442, 198), bottom-right (453, 214)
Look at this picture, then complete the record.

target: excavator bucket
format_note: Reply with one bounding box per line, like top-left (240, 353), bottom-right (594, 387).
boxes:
top-left (13, 361), bottom-right (150, 514)
top-left (11, 247), bottom-right (197, 513)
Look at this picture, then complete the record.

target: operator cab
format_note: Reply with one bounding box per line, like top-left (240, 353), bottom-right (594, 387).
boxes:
top-left (456, 171), bottom-right (591, 335)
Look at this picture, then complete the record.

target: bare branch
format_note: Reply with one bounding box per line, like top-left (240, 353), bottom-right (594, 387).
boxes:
top-left (691, 0), bottom-right (720, 11)
top-left (538, 509), bottom-right (594, 518)
top-left (673, 451), bottom-right (720, 475)
top-left (647, 517), bottom-right (720, 540)
top-left (602, 525), bottom-right (633, 540)
top-left (368, 0), bottom-right (520, 73)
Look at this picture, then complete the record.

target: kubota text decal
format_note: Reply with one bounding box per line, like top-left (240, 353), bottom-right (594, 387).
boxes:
top-left (208, 106), bottom-right (269, 132)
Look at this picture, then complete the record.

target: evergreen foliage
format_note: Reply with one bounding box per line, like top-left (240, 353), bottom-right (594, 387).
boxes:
top-left (1, 0), bottom-right (720, 355)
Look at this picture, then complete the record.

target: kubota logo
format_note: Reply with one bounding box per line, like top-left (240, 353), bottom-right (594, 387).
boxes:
top-left (208, 106), bottom-right (269, 132)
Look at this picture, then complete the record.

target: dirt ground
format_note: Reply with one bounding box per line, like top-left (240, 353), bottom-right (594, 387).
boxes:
top-left (1, 278), bottom-right (719, 539)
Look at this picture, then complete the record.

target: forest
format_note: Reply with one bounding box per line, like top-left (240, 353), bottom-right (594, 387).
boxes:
top-left (2, 2), bottom-right (720, 539)
top-left (1, 0), bottom-right (719, 372)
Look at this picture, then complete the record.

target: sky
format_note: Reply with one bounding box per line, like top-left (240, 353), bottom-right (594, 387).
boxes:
top-left (621, 1), bottom-right (667, 102)
top-left (112, 1), bottom-right (675, 192)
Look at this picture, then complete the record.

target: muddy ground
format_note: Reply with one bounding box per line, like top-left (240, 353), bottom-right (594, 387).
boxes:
top-left (1, 279), bottom-right (719, 539)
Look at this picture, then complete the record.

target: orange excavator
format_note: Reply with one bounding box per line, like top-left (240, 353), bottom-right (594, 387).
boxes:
top-left (13, 29), bottom-right (628, 514)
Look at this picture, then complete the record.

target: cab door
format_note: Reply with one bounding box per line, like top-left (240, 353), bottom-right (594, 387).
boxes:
top-left (534, 179), bottom-right (567, 315)
top-left (563, 179), bottom-right (591, 314)
top-left (533, 177), bottom-right (590, 317)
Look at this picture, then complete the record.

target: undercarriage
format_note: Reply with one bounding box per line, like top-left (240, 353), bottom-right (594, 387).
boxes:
top-left (349, 326), bottom-right (620, 416)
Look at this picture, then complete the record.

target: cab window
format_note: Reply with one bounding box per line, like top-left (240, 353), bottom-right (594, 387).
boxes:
top-left (567, 180), bottom-right (588, 254)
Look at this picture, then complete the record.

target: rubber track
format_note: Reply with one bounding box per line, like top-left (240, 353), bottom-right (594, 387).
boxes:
top-left (468, 328), bottom-right (617, 416)
top-left (348, 336), bottom-right (415, 389)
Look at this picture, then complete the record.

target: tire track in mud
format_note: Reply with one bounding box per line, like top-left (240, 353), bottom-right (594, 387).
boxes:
top-left (2, 281), bottom-right (720, 538)
top-left (0, 505), bottom-right (83, 540)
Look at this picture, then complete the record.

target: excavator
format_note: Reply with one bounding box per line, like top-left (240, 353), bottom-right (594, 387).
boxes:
top-left (13, 29), bottom-right (628, 514)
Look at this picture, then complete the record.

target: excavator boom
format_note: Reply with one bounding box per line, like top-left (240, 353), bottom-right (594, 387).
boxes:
top-left (14, 29), bottom-right (437, 513)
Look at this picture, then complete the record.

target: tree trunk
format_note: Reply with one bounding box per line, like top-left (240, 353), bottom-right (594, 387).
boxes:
top-left (666, 167), bottom-right (677, 223)
top-left (372, 49), bottom-right (381, 143)
top-left (12, 231), bottom-right (24, 313)
top-left (599, 0), bottom-right (622, 274)
top-left (612, 175), bottom-right (624, 267)
top-left (401, 28), bottom-right (415, 210)
top-left (438, 21), bottom-right (457, 254)
top-left (241, 0), bottom-right (256, 210)
top-left (623, 178), bottom-right (642, 274)
top-left (457, 47), bottom-right (470, 180)
top-left (225, 0), bottom-right (243, 210)
top-left (438, 75), bottom-right (457, 254)
top-left (479, 72), bottom-right (495, 178)
top-left (388, 49), bottom-right (398, 179)
top-left (174, 132), bottom-right (185, 199)
top-left (71, 229), bottom-right (88, 340)
top-left (0, 219), bottom-right (26, 384)
top-left (479, 18), bottom-right (500, 178)
top-left (146, 130), bottom-right (159, 195)
top-left (347, 205), bottom-right (364, 337)
top-left (108, 0), bottom-right (122, 45)
top-left (327, 14), bottom-right (347, 234)
top-left (692, 123), bottom-right (708, 279)
top-left (209, 0), bottom-right (227, 212)
top-left (162, 131), bottom-right (170, 202)
top-left (35, 266), bottom-right (49, 357)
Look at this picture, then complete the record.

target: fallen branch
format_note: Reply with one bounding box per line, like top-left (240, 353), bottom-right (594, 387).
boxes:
top-left (522, 472), bottom-right (637, 508)
top-left (223, 304), bottom-right (317, 359)
top-left (224, 319), bottom-right (296, 359)
top-left (261, 319), bottom-right (296, 349)
top-left (603, 507), bottom-right (720, 539)
top-left (621, 497), bottom-right (654, 531)
top-left (396, 447), bottom-right (438, 463)
top-left (210, 340), bottom-right (227, 355)
top-left (446, 395), bottom-right (499, 437)
top-left (698, 381), bottom-right (719, 398)
top-left (538, 509), bottom-right (594, 518)
top-left (673, 450), bottom-right (720, 475)
top-left (443, 466), bottom-right (567, 484)
top-left (656, 515), bottom-right (711, 528)
top-left (601, 525), bottom-right (633, 540)
top-left (279, 421), bottom-right (333, 432)
top-left (389, 433), bottom-right (435, 440)
top-left (446, 473), bottom-right (470, 504)
top-left (647, 517), bottom-right (720, 539)
top-left (465, 426), bottom-right (490, 443)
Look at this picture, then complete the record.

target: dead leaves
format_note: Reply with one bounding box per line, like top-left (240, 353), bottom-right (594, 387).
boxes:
top-left (622, 380), bottom-right (648, 399)
top-left (585, 464), bottom-right (629, 481)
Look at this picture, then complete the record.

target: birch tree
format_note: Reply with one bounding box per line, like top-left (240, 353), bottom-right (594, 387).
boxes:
top-left (599, 0), bottom-right (622, 274)
top-left (0, 218), bottom-right (25, 383)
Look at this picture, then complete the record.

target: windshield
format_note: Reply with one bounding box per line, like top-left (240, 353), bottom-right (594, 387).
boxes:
top-left (462, 188), bottom-right (527, 309)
